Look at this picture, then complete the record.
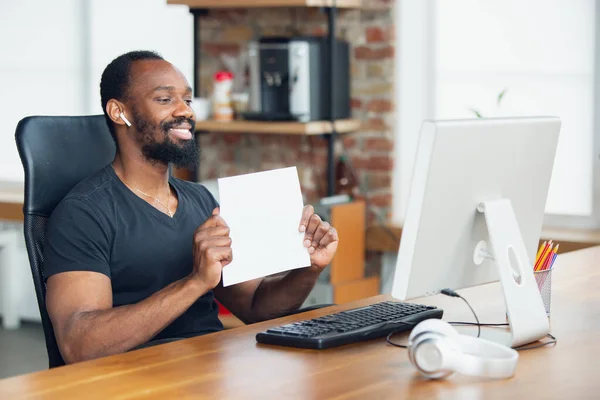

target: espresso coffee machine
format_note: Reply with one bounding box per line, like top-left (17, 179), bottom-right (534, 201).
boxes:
top-left (246, 36), bottom-right (350, 122)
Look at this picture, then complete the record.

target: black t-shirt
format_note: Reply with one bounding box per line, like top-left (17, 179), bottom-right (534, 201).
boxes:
top-left (43, 165), bottom-right (223, 342)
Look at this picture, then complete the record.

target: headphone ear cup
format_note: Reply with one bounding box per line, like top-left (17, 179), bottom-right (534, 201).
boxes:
top-left (413, 336), bottom-right (456, 379)
top-left (408, 319), bottom-right (461, 380)
top-left (408, 331), bottom-right (459, 379)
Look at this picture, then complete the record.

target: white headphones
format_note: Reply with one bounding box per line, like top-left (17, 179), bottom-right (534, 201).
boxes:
top-left (408, 319), bottom-right (519, 380)
top-left (120, 112), bottom-right (132, 127)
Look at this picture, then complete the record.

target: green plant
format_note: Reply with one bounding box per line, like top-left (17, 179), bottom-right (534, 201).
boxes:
top-left (469, 88), bottom-right (509, 118)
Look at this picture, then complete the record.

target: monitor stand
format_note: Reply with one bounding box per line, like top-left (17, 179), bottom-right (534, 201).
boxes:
top-left (474, 199), bottom-right (550, 348)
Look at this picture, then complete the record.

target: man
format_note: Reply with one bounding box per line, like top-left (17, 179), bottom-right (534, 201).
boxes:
top-left (44, 50), bottom-right (339, 364)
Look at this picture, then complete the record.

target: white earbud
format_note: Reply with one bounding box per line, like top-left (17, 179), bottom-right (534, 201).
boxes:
top-left (119, 112), bottom-right (132, 127)
top-left (408, 319), bottom-right (519, 380)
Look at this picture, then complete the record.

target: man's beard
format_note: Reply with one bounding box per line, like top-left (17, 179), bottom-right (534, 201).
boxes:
top-left (131, 108), bottom-right (199, 170)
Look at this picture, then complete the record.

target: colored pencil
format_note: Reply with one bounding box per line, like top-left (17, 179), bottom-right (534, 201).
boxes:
top-left (535, 241), bottom-right (546, 265)
top-left (535, 240), bottom-right (553, 271)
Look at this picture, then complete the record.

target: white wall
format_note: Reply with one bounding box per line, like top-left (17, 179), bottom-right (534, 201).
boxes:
top-left (0, 0), bottom-right (193, 183)
top-left (0, 0), bottom-right (86, 182)
top-left (393, 0), bottom-right (435, 225)
top-left (435, 0), bottom-right (595, 217)
top-left (87, 0), bottom-right (193, 114)
top-left (393, 0), bottom-right (597, 223)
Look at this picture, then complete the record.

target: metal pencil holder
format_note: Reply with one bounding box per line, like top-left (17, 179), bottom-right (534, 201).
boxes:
top-left (534, 266), bottom-right (553, 316)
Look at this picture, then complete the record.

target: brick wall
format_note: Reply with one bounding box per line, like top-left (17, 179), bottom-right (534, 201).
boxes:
top-left (195, 1), bottom-right (395, 224)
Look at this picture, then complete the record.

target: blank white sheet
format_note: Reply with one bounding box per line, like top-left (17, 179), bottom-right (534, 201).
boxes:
top-left (218, 166), bottom-right (310, 287)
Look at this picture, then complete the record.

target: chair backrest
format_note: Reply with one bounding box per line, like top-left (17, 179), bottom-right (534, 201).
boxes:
top-left (15, 115), bottom-right (116, 368)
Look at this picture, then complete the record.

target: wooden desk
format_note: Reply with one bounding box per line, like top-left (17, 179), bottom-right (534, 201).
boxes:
top-left (0, 181), bottom-right (24, 222)
top-left (1, 247), bottom-right (598, 399)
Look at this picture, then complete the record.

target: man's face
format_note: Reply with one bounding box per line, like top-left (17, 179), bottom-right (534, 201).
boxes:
top-left (125, 60), bottom-right (198, 169)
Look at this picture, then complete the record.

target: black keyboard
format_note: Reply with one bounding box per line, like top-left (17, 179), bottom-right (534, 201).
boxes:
top-left (256, 301), bottom-right (443, 350)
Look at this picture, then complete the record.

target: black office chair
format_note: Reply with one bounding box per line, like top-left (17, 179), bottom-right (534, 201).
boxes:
top-left (15, 115), bottom-right (116, 368)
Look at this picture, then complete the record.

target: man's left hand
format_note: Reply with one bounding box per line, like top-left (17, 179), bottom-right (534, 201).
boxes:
top-left (299, 205), bottom-right (339, 270)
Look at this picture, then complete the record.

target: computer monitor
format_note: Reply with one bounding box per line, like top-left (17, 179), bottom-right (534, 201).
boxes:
top-left (391, 117), bottom-right (561, 347)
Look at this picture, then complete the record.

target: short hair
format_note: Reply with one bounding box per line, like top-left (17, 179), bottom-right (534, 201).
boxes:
top-left (99, 50), bottom-right (164, 143)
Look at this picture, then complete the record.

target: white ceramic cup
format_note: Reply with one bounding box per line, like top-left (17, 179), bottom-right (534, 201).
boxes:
top-left (192, 98), bottom-right (211, 121)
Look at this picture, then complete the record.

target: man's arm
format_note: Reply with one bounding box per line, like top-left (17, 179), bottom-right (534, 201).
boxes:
top-left (214, 205), bottom-right (338, 324)
top-left (47, 208), bottom-right (231, 364)
top-left (46, 271), bottom-right (209, 364)
top-left (213, 268), bottom-right (321, 324)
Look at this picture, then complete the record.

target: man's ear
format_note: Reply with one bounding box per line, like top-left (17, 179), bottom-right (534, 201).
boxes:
top-left (106, 99), bottom-right (129, 127)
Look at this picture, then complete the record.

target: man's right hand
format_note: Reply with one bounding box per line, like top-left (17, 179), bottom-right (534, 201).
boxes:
top-left (191, 207), bottom-right (232, 290)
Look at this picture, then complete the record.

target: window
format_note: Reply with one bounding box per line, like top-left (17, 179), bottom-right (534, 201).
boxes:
top-left (0, 0), bottom-right (87, 182)
top-left (0, 0), bottom-right (192, 182)
top-left (393, 0), bottom-right (598, 227)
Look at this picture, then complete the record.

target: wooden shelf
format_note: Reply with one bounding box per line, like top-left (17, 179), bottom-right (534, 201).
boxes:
top-left (195, 119), bottom-right (360, 135)
top-left (167, 0), bottom-right (361, 9)
top-left (365, 223), bottom-right (600, 255)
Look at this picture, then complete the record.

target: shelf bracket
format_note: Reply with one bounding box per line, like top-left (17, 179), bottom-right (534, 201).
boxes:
top-left (189, 8), bottom-right (209, 182)
top-left (326, 5), bottom-right (337, 197)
